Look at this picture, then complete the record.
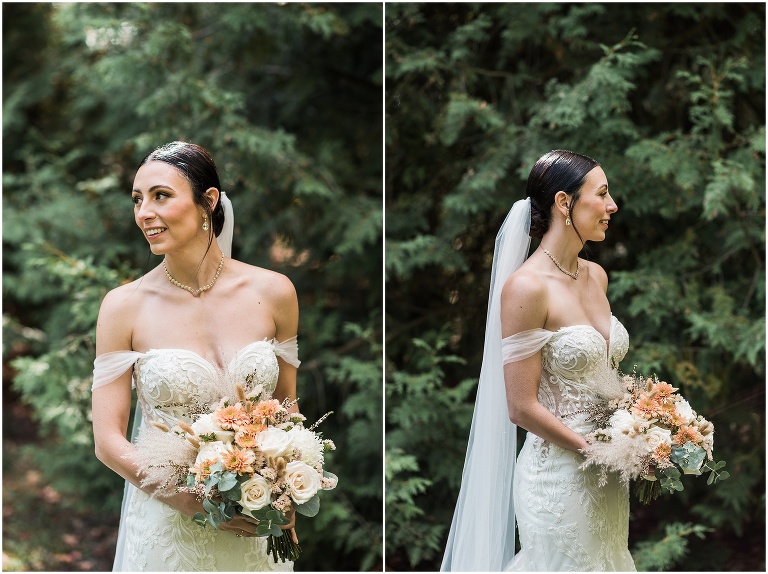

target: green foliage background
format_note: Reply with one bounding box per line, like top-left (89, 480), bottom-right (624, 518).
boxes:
top-left (385, 3), bottom-right (764, 571)
top-left (3, 3), bottom-right (382, 571)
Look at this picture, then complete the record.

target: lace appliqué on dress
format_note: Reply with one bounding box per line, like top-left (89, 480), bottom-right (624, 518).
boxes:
top-left (93, 338), bottom-right (299, 572)
top-left (505, 317), bottom-right (635, 572)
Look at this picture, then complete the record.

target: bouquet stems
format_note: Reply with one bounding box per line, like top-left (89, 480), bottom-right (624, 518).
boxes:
top-left (634, 478), bottom-right (662, 505)
top-left (267, 530), bottom-right (302, 563)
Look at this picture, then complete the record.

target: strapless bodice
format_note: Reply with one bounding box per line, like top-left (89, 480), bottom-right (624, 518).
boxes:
top-left (541, 317), bottom-right (629, 381)
top-left (539, 317), bottom-right (629, 423)
top-left (92, 337), bottom-right (300, 430)
top-left (501, 316), bottom-right (630, 424)
top-left (136, 340), bottom-right (282, 426)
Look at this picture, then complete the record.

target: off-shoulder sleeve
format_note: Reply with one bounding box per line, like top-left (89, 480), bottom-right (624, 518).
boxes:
top-left (272, 336), bottom-right (301, 368)
top-left (92, 351), bottom-right (144, 391)
top-left (501, 329), bottom-right (554, 365)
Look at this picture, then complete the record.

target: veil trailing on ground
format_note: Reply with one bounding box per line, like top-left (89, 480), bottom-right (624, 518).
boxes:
top-left (441, 198), bottom-right (532, 572)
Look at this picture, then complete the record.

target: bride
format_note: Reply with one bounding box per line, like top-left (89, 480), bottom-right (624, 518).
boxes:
top-left (92, 141), bottom-right (299, 571)
top-left (441, 150), bottom-right (636, 571)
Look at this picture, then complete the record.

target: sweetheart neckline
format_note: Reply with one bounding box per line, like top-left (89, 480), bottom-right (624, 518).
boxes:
top-left (552, 317), bottom-right (616, 344)
top-left (506, 314), bottom-right (618, 343)
top-left (140, 339), bottom-right (276, 372)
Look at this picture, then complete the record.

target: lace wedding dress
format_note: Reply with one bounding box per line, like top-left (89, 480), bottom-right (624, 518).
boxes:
top-left (502, 316), bottom-right (636, 571)
top-left (92, 338), bottom-right (300, 572)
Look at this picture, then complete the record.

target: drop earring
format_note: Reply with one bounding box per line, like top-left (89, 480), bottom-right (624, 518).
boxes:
top-left (202, 216), bottom-right (210, 232)
top-left (565, 213), bottom-right (571, 226)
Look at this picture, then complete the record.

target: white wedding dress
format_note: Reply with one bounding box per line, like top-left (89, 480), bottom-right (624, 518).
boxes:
top-left (92, 338), bottom-right (300, 572)
top-left (503, 316), bottom-right (636, 571)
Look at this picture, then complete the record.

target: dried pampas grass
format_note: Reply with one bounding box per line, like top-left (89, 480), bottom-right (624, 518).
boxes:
top-left (134, 423), bottom-right (197, 497)
top-left (581, 432), bottom-right (649, 486)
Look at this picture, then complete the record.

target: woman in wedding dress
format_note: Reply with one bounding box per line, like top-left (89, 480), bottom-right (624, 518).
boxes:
top-left (92, 141), bottom-right (299, 571)
top-left (442, 150), bottom-right (636, 572)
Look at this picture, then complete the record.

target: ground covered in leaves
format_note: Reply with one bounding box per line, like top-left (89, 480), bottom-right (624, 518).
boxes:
top-left (2, 395), bottom-right (119, 571)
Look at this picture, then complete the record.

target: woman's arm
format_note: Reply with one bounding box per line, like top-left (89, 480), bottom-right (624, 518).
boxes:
top-left (269, 273), bottom-right (300, 412)
top-left (263, 272), bottom-right (300, 536)
top-left (92, 287), bottom-right (204, 515)
top-left (500, 272), bottom-right (589, 453)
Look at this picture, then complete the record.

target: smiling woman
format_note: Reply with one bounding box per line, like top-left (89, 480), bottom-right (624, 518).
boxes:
top-left (91, 141), bottom-right (302, 571)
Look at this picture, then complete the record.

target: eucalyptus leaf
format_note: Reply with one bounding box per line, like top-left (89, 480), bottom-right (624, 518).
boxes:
top-left (295, 494), bottom-right (321, 517)
top-left (218, 472), bottom-right (238, 492)
top-left (662, 467), bottom-right (681, 480)
top-left (222, 485), bottom-right (242, 501)
top-left (250, 507), bottom-right (272, 522)
top-left (266, 509), bottom-right (289, 524)
top-left (208, 513), bottom-right (221, 529)
top-left (671, 443), bottom-right (706, 474)
top-left (203, 498), bottom-right (219, 514)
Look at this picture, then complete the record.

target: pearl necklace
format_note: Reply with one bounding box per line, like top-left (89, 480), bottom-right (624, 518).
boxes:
top-left (542, 248), bottom-right (580, 280)
top-left (164, 254), bottom-right (225, 296)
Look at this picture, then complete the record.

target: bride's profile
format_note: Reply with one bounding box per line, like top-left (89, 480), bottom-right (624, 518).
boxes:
top-left (442, 150), bottom-right (636, 571)
top-left (92, 141), bottom-right (300, 571)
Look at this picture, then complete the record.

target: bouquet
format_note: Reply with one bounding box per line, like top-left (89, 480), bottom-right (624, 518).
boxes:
top-left (581, 370), bottom-right (728, 504)
top-left (135, 381), bottom-right (338, 563)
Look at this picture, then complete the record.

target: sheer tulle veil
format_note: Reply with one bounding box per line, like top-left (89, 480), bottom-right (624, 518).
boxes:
top-left (217, 192), bottom-right (234, 258)
top-left (440, 197), bottom-right (532, 572)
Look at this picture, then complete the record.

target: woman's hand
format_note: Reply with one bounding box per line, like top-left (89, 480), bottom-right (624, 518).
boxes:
top-left (280, 508), bottom-right (298, 544)
top-left (219, 514), bottom-right (262, 538)
top-left (219, 508), bottom-right (298, 542)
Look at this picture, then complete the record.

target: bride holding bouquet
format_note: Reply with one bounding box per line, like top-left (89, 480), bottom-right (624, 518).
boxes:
top-left (442, 150), bottom-right (634, 571)
top-left (92, 141), bottom-right (303, 571)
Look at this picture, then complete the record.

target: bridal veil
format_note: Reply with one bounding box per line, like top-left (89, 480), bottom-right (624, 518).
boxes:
top-left (440, 198), bottom-right (532, 571)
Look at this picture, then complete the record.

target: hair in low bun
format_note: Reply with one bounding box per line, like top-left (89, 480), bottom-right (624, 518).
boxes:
top-left (528, 202), bottom-right (550, 239)
top-left (525, 150), bottom-right (599, 240)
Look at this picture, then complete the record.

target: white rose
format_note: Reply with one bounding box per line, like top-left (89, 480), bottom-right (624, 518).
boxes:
top-left (608, 409), bottom-right (635, 438)
top-left (644, 426), bottom-right (672, 452)
top-left (191, 414), bottom-right (235, 444)
top-left (239, 475), bottom-right (272, 515)
top-left (256, 427), bottom-right (293, 458)
top-left (287, 427), bottom-right (325, 468)
top-left (284, 461), bottom-right (321, 505)
top-left (194, 441), bottom-right (227, 467)
top-left (674, 399), bottom-right (696, 424)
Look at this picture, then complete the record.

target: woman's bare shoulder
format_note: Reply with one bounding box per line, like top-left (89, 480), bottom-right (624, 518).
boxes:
top-left (100, 277), bottom-right (147, 314)
top-left (97, 277), bottom-right (152, 353)
top-left (228, 259), bottom-right (297, 304)
top-left (502, 265), bottom-right (548, 302)
top-left (584, 259), bottom-right (609, 292)
top-left (500, 265), bottom-right (549, 333)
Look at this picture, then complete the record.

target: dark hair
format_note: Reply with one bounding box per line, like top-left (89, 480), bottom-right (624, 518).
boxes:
top-left (525, 150), bottom-right (599, 242)
top-left (141, 141), bottom-right (225, 237)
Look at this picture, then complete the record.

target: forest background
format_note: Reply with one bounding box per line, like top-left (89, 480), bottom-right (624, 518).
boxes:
top-left (3, 3), bottom-right (382, 571)
top-left (386, 3), bottom-right (765, 572)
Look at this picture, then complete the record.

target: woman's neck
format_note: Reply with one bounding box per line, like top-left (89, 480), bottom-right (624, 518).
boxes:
top-left (538, 228), bottom-right (583, 272)
top-left (163, 244), bottom-right (225, 289)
